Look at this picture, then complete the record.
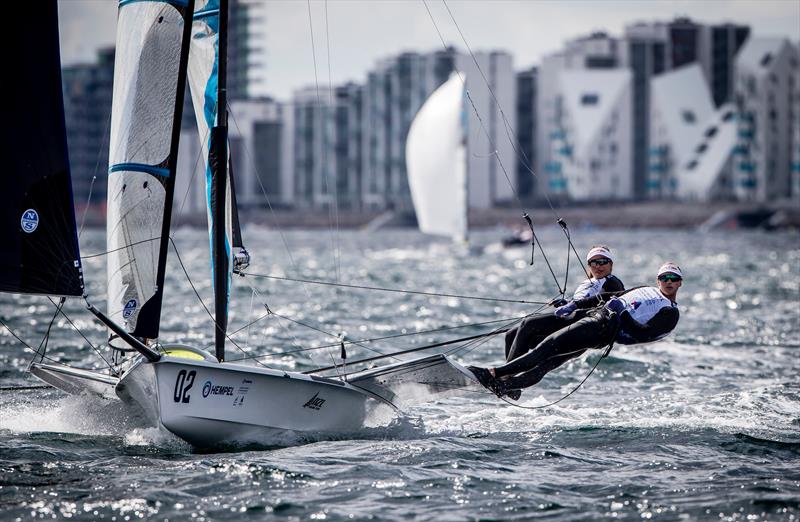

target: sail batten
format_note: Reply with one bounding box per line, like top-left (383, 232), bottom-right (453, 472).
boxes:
top-left (0, 0), bottom-right (83, 297)
top-left (106, 0), bottom-right (195, 339)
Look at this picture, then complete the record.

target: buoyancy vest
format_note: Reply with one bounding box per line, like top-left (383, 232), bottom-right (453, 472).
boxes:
top-left (618, 286), bottom-right (677, 340)
top-left (573, 275), bottom-right (618, 300)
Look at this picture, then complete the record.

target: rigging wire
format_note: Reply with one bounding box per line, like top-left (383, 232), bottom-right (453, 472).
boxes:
top-left (77, 107), bottom-right (112, 239)
top-left (224, 313), bottom-right (538, 363)
top-left (46, 297), bottom-right (115, 371)
top-left (168, 237), bottom-right (271, 368)
top-left (241, 271), bottom-right (549, 305)
top-left (306, 0), bottom-right (342, 286)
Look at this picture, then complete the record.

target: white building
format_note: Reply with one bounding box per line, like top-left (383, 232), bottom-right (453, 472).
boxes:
top-left (650, 64), bottom-right (739, 200)
top-left (734, 37), bottom-right (799, 202)
top-left (549, 69), bottom-right (632, 201)
top-left (537, 33), bottom-right (619, 197)
top-left (362, 48), bottom-right (515, 211)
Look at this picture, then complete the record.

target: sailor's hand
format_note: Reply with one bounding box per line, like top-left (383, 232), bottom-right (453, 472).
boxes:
top-left (549, 297), bottom-right (568, 307)
top-left (605, 297), bottom-right (625, 314)
top-left (554, 302), bottom-right (577, 318)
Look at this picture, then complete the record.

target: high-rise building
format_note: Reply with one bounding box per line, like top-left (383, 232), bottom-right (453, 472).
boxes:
top-left (537, 32), bottom-right (619, 198)
top-left (62, 48), bottom-right (114, 211)
top-left (548, 69), bottom-right (633, 201)
top-left (734, 37), bottom-right (799, 202)
top-left (361, 48), bottom-right (515, 211)
top-left (516, 67), bottom-right (538, 201)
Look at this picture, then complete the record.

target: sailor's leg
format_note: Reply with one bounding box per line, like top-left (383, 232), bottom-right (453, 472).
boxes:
top-left (493, 313), bottom-right (608, 383)
top-left (506, 313), bottom-right (574, 362)
top-left (504, 325), bottom-right (519, 359)
top-left (503, 348), bottom-right (589, 390)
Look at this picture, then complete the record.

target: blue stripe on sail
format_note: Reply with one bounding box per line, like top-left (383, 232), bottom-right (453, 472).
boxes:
top-left (109, 163), bottom-right (170, 177)
top-left (194, 7), bottom-right (220, 20)
top-left (119, 0), bottom-right (189, 7)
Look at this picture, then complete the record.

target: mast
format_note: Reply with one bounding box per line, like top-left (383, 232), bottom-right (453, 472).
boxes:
top-left (212, 0), bottom-right (229, 361)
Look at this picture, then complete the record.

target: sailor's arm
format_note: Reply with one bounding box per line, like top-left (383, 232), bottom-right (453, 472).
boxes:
top-left (602, 276), bottom-right (625, 293)
top-left (573, 290), bottom-right (627, 309)
top-left (618, 307), bottom-right (680, 343)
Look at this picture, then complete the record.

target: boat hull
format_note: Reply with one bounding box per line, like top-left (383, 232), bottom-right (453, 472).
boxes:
top-left (116, 353), bottom-right (394, 447)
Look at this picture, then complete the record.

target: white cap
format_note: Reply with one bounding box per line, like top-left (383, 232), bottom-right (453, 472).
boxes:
top-left (657, 262), bottom-right (682, 278)
top-left (586, 246), bottom-right (614, 263)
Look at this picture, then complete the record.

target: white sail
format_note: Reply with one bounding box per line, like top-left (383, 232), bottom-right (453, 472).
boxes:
top-left (107, 0), bottom-right (191, 338)
top-left (405, 73), bottom-right (468, 242)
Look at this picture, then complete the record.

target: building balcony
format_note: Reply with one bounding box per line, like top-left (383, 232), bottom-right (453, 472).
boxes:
top-left (738, 161), bottom-right (756, 173)
top-left (544, 161), bottom-right (562, 174)
top-left (737, 129), bottom-right (754, 139)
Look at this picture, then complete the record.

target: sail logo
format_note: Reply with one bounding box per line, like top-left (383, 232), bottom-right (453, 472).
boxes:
top-left (20, 209), bottom-right (39, 233)
top-left (122, 299), bottom-right (138, 319)
top-left (202, 380), bottom-right (234, 398)
top-left (302, 392), bottom-right (326, 410)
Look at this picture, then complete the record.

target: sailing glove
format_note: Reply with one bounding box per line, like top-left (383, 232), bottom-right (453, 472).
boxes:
top-left (605, 297), bottom-right (625, 314)
top-left (554, 302), bottom-right (577, 318)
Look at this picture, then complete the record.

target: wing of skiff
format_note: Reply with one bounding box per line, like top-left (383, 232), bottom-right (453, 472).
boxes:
top-left (347, 354), bottom-right (482, 409)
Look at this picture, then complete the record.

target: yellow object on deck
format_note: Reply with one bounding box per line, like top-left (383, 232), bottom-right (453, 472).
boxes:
top-left (162, 349), bottom-right (207, 361)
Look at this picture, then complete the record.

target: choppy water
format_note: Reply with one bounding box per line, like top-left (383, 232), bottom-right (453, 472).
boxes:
top-left (1, 227), bottom-right (798, 521)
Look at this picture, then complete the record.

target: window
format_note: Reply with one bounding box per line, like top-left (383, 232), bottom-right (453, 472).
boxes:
top-left (695, 143), bottom-right (708, 154)
top-left (722, 111), bottom-right (734, 122)
top-left (581, 93), bottom-right (599, 105)
top-left (704, 126), bottom-right (718, 138)
top-left (681, 110), bottom-right (696, 124)
top-left (686, 160), bottom-right (698, 170)
top-left (760, 53), bottom-right (772, 67)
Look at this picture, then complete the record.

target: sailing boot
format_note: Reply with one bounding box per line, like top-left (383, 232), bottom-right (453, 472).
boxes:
top-left (467, 366), bottom-right (503, 396)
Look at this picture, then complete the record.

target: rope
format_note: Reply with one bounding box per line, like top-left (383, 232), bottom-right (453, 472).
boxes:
top-left (168, 237), bottom-right (271, 368)
top-left (241, 272), bottom-right (548, 305)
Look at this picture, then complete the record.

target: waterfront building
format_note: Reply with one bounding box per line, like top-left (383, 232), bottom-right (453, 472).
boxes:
top-left (516, 67), bottom-right (538, 202)
top-left (550, 69), bottom-right (633, 201)
top-left (362, 48), bottom-right (515, 211)
top-left (62, 48), bottom-right (114, 210)
top-left (734, 38), bottom-right (799, 202)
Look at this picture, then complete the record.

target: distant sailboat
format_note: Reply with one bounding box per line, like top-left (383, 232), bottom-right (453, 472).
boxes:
top-left (405, 72), bottom-right (469, 243)
top-left (7, 0), bottom-right (482, 448)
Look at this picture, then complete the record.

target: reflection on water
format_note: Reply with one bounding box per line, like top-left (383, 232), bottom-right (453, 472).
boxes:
top-left (1, 228), bottom-right (798, 520)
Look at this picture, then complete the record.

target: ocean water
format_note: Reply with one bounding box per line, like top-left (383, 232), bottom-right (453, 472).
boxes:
top-left (1, 227), bottom-right (798, 521)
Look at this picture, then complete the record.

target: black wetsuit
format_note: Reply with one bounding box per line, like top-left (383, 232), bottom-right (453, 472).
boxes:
top-left (504, 274), bottom-right (625, 362)
top-left (494, 286), bottom-right (679, 391)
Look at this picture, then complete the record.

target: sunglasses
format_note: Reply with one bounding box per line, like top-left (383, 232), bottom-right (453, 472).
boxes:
top-left (658, 274), bottom-right (682, 282)
top-left (588, 258), bottom-right (611, 267)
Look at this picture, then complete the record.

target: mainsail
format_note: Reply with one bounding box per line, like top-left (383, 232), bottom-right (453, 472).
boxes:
top-left (405, 72), bottom-right (469, 243)
top-left (0, 0), bottom-right (83, 297)
top-left (106, 0), bottom-right (195, 339)
top-left (187, 0), bottom-right (243, 359)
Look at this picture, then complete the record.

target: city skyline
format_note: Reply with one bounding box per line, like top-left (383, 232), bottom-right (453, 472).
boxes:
top-left (59, 0), bottom-right (799, 99)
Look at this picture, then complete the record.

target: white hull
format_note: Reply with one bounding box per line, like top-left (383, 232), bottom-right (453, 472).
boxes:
top-left (115, 347), bottom-right (479, 448)
top-left (116, 351), bottom-right (395, 447)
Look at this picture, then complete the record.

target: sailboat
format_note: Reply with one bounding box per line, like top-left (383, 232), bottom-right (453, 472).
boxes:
top-left (405, 72), bottom-right (469, 243)
top-left (9, 0), bottom-right (483, 448)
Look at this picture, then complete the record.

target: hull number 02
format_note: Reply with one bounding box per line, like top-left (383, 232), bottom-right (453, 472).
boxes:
top-left (174, 370), bottom-right (196, 403)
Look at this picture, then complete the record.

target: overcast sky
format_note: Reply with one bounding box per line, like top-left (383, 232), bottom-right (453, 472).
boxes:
top-left (59, 0), bottom-right (800, 100)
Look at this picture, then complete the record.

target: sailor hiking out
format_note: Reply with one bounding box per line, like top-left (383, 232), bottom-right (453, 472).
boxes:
top-left (502, 246), bottom-right (625, 389)
top-left (470, 261), bottom-right (683, 400)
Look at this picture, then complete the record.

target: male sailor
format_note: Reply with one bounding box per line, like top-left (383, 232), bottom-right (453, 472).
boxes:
top-left (504, 245), bottom-right (625, 364)
top-left (470, 261), bottom-right (682, 400)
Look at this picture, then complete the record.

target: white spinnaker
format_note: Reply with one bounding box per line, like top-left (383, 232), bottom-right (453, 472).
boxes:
top-left (405, 73), bottom-right (468, 242)
top-left (186, 0), bottom-right (234, 311)
top-left (107, 1), bottom-right (185, 335)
